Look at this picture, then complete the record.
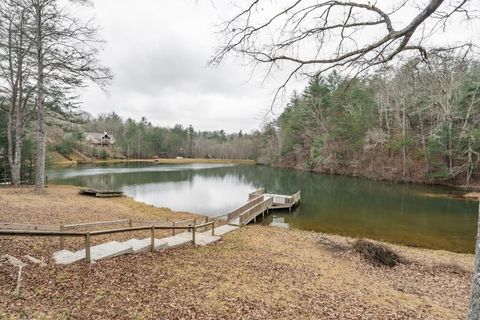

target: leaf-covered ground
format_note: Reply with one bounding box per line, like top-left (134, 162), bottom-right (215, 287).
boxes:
top-left (0, 186), bottom-right (474, 319)
top-left (0, 185), bottom-right (198, 258)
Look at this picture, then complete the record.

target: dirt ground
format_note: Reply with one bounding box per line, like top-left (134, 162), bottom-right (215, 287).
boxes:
top-left (0, 185), bottom-right (198, 258)
top-left (0, 186), bottom-right (475, 319)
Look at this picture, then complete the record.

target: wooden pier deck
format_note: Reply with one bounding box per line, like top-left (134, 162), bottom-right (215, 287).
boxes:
top-left (227, 189), bottom-right (301, 226)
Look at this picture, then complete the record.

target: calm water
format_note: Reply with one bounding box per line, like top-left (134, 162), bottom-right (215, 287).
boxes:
top-left (48, 163), bottom-right (477, 253)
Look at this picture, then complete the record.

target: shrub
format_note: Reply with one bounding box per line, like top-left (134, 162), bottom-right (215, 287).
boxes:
top-left (352, 239), bottom-right (404, 268)
top-left (54, 142), bottom-right (73, 157)
top-left (98, 149), bottom-right (108, 160)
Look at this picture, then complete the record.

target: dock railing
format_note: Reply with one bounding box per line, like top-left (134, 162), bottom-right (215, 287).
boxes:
top-left (248, 189), bottom-right (265, 201)
top-left (226, 195), bottom-right (264, 222)
top-left (239, 197), bottom-right (273, 225)
top-left (208, 194), bottom-right (265, 224)
top-left (289, 191), bottom-right (301, 206)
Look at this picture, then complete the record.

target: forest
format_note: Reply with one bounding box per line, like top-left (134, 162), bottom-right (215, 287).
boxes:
top-left (2, 51), bottom-right (480, 187)
top-left (52, 113), bottom-right (260, 160)
top-left (0, 0), bottom-right (478, 188)
top-left (259, 52), bottom-right (480, 186)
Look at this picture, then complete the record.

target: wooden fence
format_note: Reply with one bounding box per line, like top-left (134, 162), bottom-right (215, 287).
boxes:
top-left (0, 221), bottom-right (215, 263)
top-left (1, 217), bottom-right (211, 250)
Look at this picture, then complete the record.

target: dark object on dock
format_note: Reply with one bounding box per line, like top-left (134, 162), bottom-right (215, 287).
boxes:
top-left (79, 188), bottom-right (124, 198)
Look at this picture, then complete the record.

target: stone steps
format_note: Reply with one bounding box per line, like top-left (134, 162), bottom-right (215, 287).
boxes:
top-left (54, 241), bottom-right (134, 265)
top-left (229, 218), bottom-right (240, 226)
top-left (208, 224), bottom-right (239, 236)
top-left (52, 224), bottom-right (239, 265)
top-left (53, 236), bottom-right (193, 265)
top-left (175, 232), bottom-right (221, 246)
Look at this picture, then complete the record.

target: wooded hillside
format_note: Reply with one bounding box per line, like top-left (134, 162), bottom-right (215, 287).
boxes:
top-left (258, 53), bottom-right (480, 186)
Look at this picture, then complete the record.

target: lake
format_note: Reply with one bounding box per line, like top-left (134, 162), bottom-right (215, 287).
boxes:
top-left (48, 162), bottom-right (478, 253)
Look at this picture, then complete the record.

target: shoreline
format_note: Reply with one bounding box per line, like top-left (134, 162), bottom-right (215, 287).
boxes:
top-left (51, 158), bottom-right (256, 166)
top-left (0, 185), bottom-right (474, 319)
top-left (0, 184), bottom-right (473, 256)
top-left (52, 158), bottom-right (480, 194)
top-left (264, 162), bottom-right (480, 193)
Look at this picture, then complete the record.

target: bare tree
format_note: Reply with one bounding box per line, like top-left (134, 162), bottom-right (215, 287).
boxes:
top-left (27, 0), bottom-right (111, 192)
top-left (0, 0), bottom-right (36, 186)
top-left (213, 1), bottom-right (480, 317)
top-left (212, 0), bottom-right (477, 102)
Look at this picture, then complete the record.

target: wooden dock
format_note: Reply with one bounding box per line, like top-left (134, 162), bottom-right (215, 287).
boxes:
top-left (227, 189), bottom-right (301, 226)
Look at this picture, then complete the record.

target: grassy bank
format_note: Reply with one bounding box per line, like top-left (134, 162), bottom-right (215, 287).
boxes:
top-left (0, 185), bottom-right (474, 319)
top-left (51, 158), bottom-right (256, 166)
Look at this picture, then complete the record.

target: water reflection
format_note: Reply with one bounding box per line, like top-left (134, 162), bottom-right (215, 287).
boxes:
top-left (48, 162), bottom-right (477, 253)
top-left (122, 175), bottom-right (256, 215)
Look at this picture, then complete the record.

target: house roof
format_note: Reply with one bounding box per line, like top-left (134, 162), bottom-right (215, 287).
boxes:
top-left (84, 132), bottom-right (115, 139)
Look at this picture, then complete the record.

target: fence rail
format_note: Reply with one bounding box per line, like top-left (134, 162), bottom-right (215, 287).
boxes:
top-left (0, 222), bottom-right (215, 263)
top-left (63, 219), bottom-right (132, 230)
top-left (0, 222), bottom-right (60, 231)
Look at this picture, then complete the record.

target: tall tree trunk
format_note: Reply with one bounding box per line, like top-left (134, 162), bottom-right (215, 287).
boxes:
top-left (34, 2), bottom-right (46, 192)
top-left (468, 202), bottom-right (480, 320)
top-left (6, 20), bottom-right (21, 187)
top-left (12, 37), bottom-right (25, 187)
top-left (7, 99), bottom-right (15, 185)
top-left (11, 102), bottom-right (23, 186)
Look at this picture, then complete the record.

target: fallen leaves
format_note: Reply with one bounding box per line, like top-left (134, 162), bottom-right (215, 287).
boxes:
top-left (0, 186), bottom-right (474, 319)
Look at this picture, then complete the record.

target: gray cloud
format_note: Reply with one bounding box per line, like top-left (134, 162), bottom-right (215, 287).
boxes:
top-left (81, 0), bottom-right (477, 133)
top-left (79, 0), bottom-right (275, 133)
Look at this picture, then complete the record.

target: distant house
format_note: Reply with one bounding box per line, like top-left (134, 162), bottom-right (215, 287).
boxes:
top-left (84, 132), bottom-right (116, 146)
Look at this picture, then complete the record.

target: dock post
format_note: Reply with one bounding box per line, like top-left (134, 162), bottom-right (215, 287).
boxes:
top-left (192, 222), bottom-right (196, 245)
top-left (211, 222), bottom-right (215, 236)
top-left (172, 221), bottom-right (176, 236)
top-left (59, 225), bottom-right (65, 250)
top-left (85, 233), bottom-right (91, 264)
top-left (150, 226), bottom-right (155, 252)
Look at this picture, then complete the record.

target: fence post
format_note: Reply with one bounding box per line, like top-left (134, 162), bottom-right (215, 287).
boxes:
top-left (150, 226), bottom-right (155, 252)
top-left (211, 222), bottom-right (215, 236)
top-left (128, 219), bottom-right (132, 227)
top-left (192, 222), bottom-right (196, 245)
top-left (59, 225), bottom-right (65, 249)
top-left (85, 233), bottom-right (91, 264)
top-left (172, 221), bottom-right (176, 236)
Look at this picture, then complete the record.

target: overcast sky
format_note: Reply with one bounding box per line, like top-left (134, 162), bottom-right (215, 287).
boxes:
top-left (79, 0), bottom-right (292, 133)
top-left (78, 0), bottom-right (479, 133)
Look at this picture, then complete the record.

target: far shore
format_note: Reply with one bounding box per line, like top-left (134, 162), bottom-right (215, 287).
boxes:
top-left (51, 157), bottom-right (256, 166)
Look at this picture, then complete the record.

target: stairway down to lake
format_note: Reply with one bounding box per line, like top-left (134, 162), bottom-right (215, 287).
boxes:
top-left (53, 225), bottom-right (237, 265)
top-left (51, 190), bottom-right (300, 265)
